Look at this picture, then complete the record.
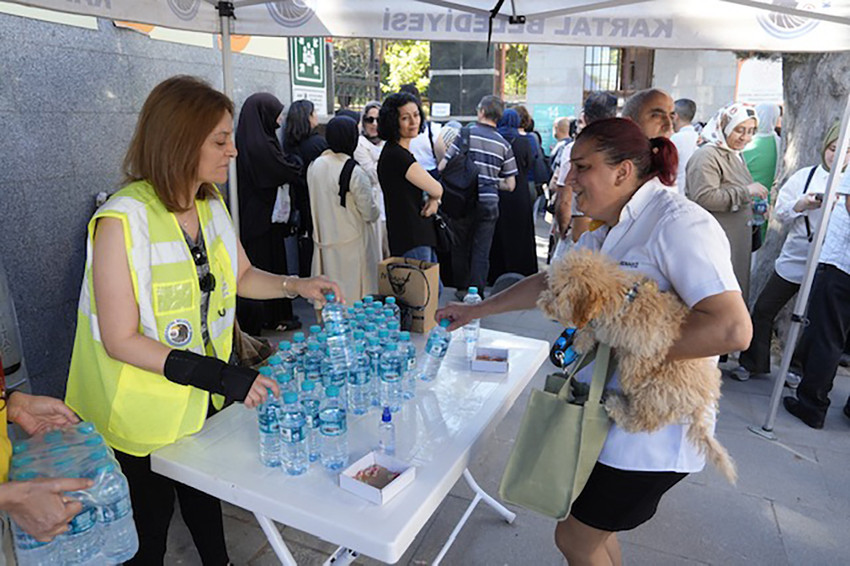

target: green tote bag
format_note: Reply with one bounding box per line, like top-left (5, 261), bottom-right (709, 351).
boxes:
top-left (499, 343), bottom-right (614, 520)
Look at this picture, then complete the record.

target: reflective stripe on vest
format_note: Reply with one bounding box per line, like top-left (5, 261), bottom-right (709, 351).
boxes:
top-left (65, 181), bottom-right (237, 456)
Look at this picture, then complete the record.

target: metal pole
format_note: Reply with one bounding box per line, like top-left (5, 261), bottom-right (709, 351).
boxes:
top-left (218, 1), bottom-right (240, 236)
top-left (751, 94), bottom-right (850, 438)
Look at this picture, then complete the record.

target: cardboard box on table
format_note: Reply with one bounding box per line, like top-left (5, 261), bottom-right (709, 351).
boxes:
top-left (377, 257), bottom-right (439, 334)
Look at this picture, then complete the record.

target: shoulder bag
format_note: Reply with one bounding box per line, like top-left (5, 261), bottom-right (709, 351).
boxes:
top-left (499, 343), bottom-right (615, 520)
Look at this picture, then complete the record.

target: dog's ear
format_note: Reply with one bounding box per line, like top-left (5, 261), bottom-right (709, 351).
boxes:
top-left (569, 282), bottom-right (604, 329)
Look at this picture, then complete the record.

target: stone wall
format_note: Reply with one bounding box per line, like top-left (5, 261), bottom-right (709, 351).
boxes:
top-left (652, 50), bottom-right (738, 122)
top-left (0, 13), bottom-right (290, 397)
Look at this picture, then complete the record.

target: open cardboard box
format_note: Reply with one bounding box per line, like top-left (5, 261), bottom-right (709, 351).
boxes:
top-left (339, 451), bottom-right (416, 505)
top-left (471, 346), bottom-right (509, 373)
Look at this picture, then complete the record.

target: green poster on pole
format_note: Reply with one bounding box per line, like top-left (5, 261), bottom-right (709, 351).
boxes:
top-left (290, 37), bottom-right (325, 87)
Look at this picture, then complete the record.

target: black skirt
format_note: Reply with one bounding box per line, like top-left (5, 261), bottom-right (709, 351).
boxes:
top-left (569, 462), bottom-right (687, 532)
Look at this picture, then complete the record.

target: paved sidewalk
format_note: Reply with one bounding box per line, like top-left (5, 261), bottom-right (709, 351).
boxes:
top-left (165, 221), bottom-right (850, 565)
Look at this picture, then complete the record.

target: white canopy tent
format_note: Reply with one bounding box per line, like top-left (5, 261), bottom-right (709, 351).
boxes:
top-left (8, 0), bottom-right (850, 440)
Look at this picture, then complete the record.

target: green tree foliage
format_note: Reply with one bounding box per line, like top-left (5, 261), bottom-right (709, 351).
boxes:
top-left (381, 40), bottom-right (430, 95)
top-left (504, 44), bottom-right (528, 100)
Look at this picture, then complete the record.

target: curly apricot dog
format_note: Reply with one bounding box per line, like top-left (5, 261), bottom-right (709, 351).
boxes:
top-left (538, 249), bottom-right (736, 483)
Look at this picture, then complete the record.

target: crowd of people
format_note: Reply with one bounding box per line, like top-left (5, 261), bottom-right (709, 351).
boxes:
top-left (5, 72), bottom-right (849, 566)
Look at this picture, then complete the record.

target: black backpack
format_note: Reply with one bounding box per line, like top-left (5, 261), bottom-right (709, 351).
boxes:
top-left (439, 126), bottom-right (479, 218)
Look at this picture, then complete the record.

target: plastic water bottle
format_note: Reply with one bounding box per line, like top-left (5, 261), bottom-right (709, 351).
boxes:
top-left (378, 328), bottom-right (390, 345)
top-left (463, 287), bottom-right (482, 360)
top-left (323, 293), bottom-right (354, 373)
top-left (318, 386), bottom-right (349, 471)
top-left (257, 388), bottom-right (281, 467)
top-left (380, 343), bottom-right (404, 412)
top-left (92, 462), bottom-right (139, 563)
top-left (385, 296), bottom-right (401, 324)
top-left (387, 320), bottom-right (401, 342)
top-left (300, 380), bottom-right (321, 462)
top-left (378, 406), bottom-right (396, 456)
top-left (354, 313), bottom-right (367, 332)
top-left (348, 343), bottom-right (372, 415)
top-left (62, 493), bottom-right (101, 564)
top-left (267, 354), bottom-right (284, 385)
top-left (365, 336), bottom-right (383, 408)
top-left (364, 322), bottom-right (378, 342)
top-left (363, 295), bottom-right (374, 308)
top-left (307, 324), bottom-right (322, 347)
top-left (279, 392), bottom-right (308, 476)
top-left (10, 472), bottom-right (58, 566)
top-left (353, 300), bottom-right (364, 315)
top-left (419, 319), bottom-right (452, 382)
top-left (352, 328), bottom-right (366, 350)
top-left (399, 331), bottom-right (417, 400)
top-left (278, 341), bottom-right (301, 387)
top-left (304, 342), bottom-right (323, 386)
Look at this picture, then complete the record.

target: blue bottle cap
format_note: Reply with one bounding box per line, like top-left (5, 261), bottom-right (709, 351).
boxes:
top-left (301, 380), bottom-right (315, 392)
top-left (293, 332), bottom-right (306, 342)
top-left (259, 366), bottom-right (273, 376)
top-left (385, 342), bottom-right (398, 351)
top-left (83, 436), bottom-right (104, 447)
top-left (268, 355), bottom-right (282, 365)
top-left (368, 336), bottom-right (379, 345)
top-left (12, 441), bottom-right (28, 455)
top-left (354, 301), bottom-right (364, 309)
top-left (399, 331), bottom-right (411, 341)
top-left (382, 406), bottom-right (392, 422)
top-left (353, 329), bottom-right (365, 339)
top-left (325, 386), bottom-right (340, 397)
top-left (363, 296), bottom-right (374, 303)
top-left (76, 422), bottom-right (96, 435)
top-left (324, 292), bottom-right (336, 301)
top-left (468, 286), bottom-right (478, 294)
top-left (283, 392), bottom-right (298, 404)
top-left (308, 342), bottom-right (320, 351)
top-left (439, 318), bottom-right (451, 328)
top-left (388, 321), bottom-right (400, 330)
top-left (278, 341), bottom-right (292, 350)
top-left (95, 462), bottom-right (117, 475)
top-left (355, 342), bottom-right (365, 352)
top-left (374, 301), bottom-right (383, 309)
top-left (378, 329), bottom-right (389, 338)
top-left (386, 297), bottom-right (396, 305)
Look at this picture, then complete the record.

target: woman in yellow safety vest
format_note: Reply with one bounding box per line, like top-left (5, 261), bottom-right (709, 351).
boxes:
top-left (65, 76), bottom-right (341, 566)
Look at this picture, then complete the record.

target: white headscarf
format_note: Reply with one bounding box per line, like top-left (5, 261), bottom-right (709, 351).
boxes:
top-left (755, 103), bottom-right (780, 136)
top-left (699, 102), bottom-right (759, 152)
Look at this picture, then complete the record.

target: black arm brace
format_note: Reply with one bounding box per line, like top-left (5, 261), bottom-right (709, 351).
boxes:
top-left (163, 350), bottom-right (257, 403)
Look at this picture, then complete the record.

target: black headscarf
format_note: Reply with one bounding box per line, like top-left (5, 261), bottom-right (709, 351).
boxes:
top-left (236, 93), bottom-right (300, 190)
top-left (326, 116), bottom-right (359, 156)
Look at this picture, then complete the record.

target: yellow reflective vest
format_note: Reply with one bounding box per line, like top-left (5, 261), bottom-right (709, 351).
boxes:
top-left (66, 181), bottom-right (238, 456)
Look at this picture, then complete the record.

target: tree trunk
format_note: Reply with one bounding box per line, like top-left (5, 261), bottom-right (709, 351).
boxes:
top-left (750, 52), bottom-right (850, 348)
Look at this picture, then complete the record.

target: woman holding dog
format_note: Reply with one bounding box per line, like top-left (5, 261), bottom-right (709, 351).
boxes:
top-left (437, 118), bottom-right (751, 566)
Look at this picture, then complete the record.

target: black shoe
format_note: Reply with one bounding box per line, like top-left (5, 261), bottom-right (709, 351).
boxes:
top-left (843, 398), bottom-right (850, 420)
top-left (783, 396), bottom-right (825, 429)
top-left (839, 354), bottom-right (850, 368)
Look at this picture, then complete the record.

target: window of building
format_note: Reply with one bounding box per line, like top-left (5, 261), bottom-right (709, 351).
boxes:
top-left (584, 46), bottom-right (622, 93)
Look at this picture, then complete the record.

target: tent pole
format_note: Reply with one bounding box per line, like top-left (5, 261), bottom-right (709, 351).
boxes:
top-left (217, 1), bottom-right (239, 236)
top-left (750, 93), bottom-right (850, 438)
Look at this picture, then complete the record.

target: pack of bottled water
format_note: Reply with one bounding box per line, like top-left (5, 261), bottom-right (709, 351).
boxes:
top-left (10, 423), bottom-right (139, 565)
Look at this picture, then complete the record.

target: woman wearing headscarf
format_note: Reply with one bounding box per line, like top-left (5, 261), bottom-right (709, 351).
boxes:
top-left (353, 101), bottom-right (388, 258)
top-left (235, 93), bottom-right (302, 335)
top-left (489, 108), bottom-right (538, 284)
top-left (686, 102), bottom-right (768, 301)
top-left (307, 116), bottom-right (381, 303)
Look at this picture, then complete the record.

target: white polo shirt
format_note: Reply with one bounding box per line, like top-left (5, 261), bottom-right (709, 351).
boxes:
top-left (408, 121), bottom-right (441, 171)
top-left (671, 125), bottom-right (699, 197)
top-left (819, 169), bottom-right (850, 276)
top-left (570, 178), bottom-right (740, 473)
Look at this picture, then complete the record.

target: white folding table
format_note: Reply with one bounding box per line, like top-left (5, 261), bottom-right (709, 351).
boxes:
top-left (151, 329), bottom-right (548, 565)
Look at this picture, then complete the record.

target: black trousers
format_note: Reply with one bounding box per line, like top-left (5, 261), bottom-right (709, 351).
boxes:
top-left (115, 450), bottom-right (229, 566)
top-left (238, 223), bottom-right (294, 335)
top-left (739, 270), bottom-right (800, 375)
top-left (793, 264), bottom-right (850, 418)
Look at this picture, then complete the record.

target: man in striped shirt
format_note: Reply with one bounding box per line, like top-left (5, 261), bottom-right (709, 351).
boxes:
top-left (443, 95), bottom-right (518, 297)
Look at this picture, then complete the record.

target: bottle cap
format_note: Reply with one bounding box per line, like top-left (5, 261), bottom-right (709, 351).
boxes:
top-left (283, 392), bottom-right (298, 404)
top-left (308, 342), bottom-right (320, 351)
top-left (353, 329), bottom-right (365, 339)
top-left (363, 296), bottom-right (374, 303)
top-left (326, 386), bottom-right (340, 397)
top-left (388, 321), bottom-right (400, 330)
top-left (399, 331), bottom-right (411, 341)
top-left (324, 292), bottom-right (335, 301)
top-left (374, 301), bottom-right (383, 309)
top-left (76, 422), bottom-right (96, 435)
top-left (89, 447), bottom-right (108, 461)
top-left (368, 336), bottom-right (379, 345)
top-left (259, 366), bottom-right (273, 376)
top-left (382, 406), bottom-right (392, 422)
top-left (301, 380), bottom-right (315, 392)
top-left (386, 297), bottom-right (396, 305)
top-left (44, 430), bottom-right (63, 444)
top-left (354, 301), bottom-right (364, 309)
top-left (83, 436), bottom-right (104, 447)
top-left (468, 286), bottom-right (478, 294)
top-left (293, 332), bottom-right (306, 342)
top-left (268, 355), bottom-right (282, 365)
top-left (278, 340), bottom-right (292, 350)
top-left (279, 373), bottom-right (292, 383)
top-left (378, 329), bottom-right (389, 338)
top-left (439, 318), bottom-right (451, 328)
top-left (12, 441), bottom-right (28, 455)
top-left (347, 308), bottom-right (356, 316)
top-left (310, 325), bottom-right (322, 334)
top-left (355, 342), bottom-right (365, 352)
top-left (385, 343), bottom-right (398, 351)
top-left (95, 462), bottom-right (117, 475)
top-left (356, 314), bottom-right (366, 321)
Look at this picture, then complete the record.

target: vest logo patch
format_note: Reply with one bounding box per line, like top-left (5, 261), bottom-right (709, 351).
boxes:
top-left (165, 319), bottom-right (193, 348)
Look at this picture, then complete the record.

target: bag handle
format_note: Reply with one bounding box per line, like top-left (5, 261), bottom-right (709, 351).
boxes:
top-left (555, 343), bottom-right (613, 403)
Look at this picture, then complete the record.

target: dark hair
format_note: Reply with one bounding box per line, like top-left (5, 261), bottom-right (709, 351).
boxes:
top-left (123, 75), bottom-right (233, 212)
top-left (399, 83), bottom-right (421, 102)
top-left (674, 99), bottom-right (697, 123)
top-left (284, 99), bottom-right (315, 145)
top-left (576, 118), bottom-right (678, 187)
top-left (583, 91), bottom-right (618, 124)
top-left (477, 95), bottom-right (504, 123)
top-left (378, 92), bottom-right (421, 143)
top-left (514, 105), bottom-right (533, 130)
